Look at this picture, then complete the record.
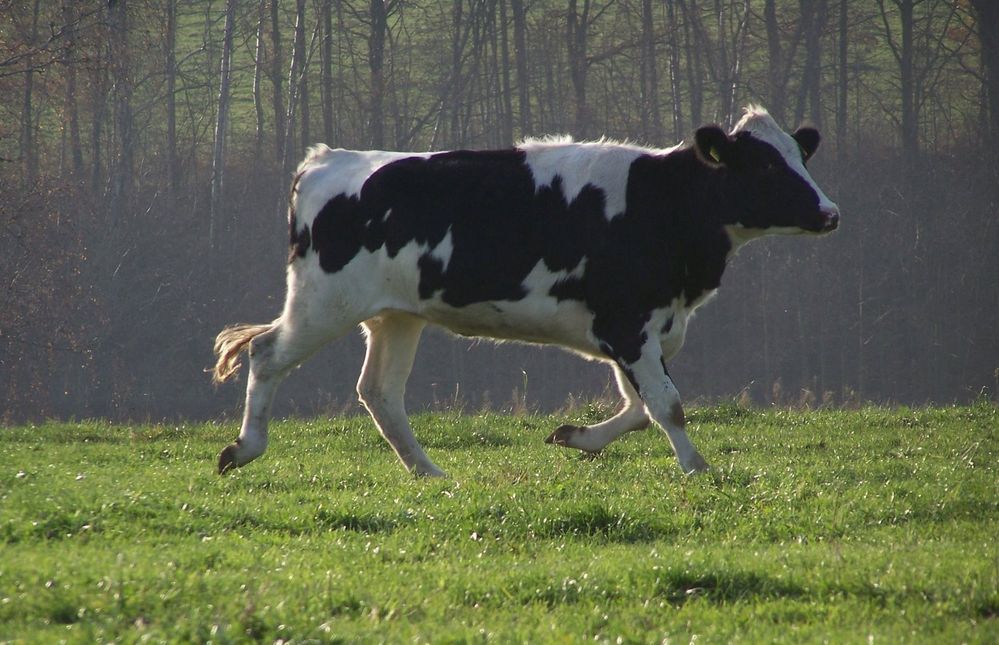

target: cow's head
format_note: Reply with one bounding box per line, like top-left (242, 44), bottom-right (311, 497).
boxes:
top-left (694, 106), bottom-right (839, 239)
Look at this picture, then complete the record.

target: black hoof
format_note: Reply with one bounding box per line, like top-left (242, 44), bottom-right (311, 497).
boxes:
top-left (545, 424), bottom-right (583, 447)
top-left (217, 443), bottom-right (240, 475)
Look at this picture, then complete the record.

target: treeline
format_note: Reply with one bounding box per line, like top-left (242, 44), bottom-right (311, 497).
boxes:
top-left (1, 0), bottom-right (997, 422)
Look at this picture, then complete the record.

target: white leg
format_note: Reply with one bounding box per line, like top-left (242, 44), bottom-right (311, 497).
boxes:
top-left (617, 345), bottom-right (710, 475)
top-left (546, 363), bottom-right (650, 453)
top-left (219, 301), bottom-right (356, 473)
top-left (357, 313), bottom-right (445, 477)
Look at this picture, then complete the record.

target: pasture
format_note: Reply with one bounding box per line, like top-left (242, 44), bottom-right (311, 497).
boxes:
top-left (1, 404), bottom-right (996, 642)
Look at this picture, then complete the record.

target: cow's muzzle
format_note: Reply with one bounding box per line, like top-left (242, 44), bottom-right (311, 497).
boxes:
top-left (819, 205), bottom-right (840, 233)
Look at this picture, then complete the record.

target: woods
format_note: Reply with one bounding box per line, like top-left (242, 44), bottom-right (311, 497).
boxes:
top-left (1, 0), bottom-right (997, 421)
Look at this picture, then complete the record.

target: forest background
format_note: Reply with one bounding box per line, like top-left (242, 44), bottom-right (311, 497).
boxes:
top-left (1, 0), bottom-right (997, 422)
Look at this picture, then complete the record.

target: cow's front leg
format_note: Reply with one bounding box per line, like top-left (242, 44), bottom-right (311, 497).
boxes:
top-left (611, 341), bottom-right (710, 475)
top-left (546, 363), bottom-right (649, 453)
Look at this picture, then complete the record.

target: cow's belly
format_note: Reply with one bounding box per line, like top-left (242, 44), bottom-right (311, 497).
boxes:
top-left (419, 297), bottom-right (600, 355)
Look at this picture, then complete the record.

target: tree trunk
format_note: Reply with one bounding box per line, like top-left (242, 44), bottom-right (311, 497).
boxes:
top-left (764, 0), bottom-right (784, 122)
top-left (369, 0), bottom-right (387, 148)
top-left (210, 0), bottom-right (237, 251)
top-left (109, 0), bottom-right (133, 212)
top-left (726, 0), bottom-right (751, 126)
top-left (270, 0), bottom-right (286, 160)
top-left (665, 0), bottom-right (683, 140)
top-left (89, 47), bottom-right (106, 194)
top-left (566, 0), bottom-right (591, 138)
top-left (972, 0), bottom-right (999, 145)
top-left (679, 0), bottom-right (703, 128)
top-left (899, 0), bottom-right (917, 157)
top-left (639, 0), bottom-right (661, 140)
top-left (62, 0), bottom-right (84, 179)
top-left (794, 0), bottom-right (827, 128)
top-left (499, 0), bottom-right (514, 145)
top-left (294, 0), bottom-right (310, 149)
top-left (837, 0), bottom-right (848, 159)
top-left (510, 0), bottom-right (531, 137)
top-left (252, 0), bottom-right (267, 158)
top-left (321, 0), bottom-right (334, 144)
top-left (20, 0), bottom-right (41, 186)
top-left (165, 0), bottom-right (179, 192)
top-left (970, 0), bottom-right (999, 200)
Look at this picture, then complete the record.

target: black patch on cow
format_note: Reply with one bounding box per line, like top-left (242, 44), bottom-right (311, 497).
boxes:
top-left (549, 276), bottom-right (584, 302)
top-left (662, 316), bottom-right (674, 334)
top-left (288, 172), bottom-right (312, 263)
top-left (303, 134), bottom-right (828, 361)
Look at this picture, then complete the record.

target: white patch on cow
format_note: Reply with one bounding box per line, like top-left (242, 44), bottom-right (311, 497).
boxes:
top-left (732, 106), bottom-right (840, 216)
top-left (519, 138), bottom-right (674, 220)
top-left (429, 227), bottom-right (454, 272)
top-left (521, 257), bottom-right (586, 294)
top-left (292, 147), bottom-right (432, 233)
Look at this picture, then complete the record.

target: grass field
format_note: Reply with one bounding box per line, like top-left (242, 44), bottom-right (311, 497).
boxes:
top-left (1, 404), bottom-right (996, 643)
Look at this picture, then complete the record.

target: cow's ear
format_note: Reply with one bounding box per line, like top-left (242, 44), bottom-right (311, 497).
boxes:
top-left (694, 126), bottom-right (733, 167)
top-left (793, 126), bottom-right (821, 162)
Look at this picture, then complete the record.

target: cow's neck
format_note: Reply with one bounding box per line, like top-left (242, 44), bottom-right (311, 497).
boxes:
top-left (656, 147), bottom-right (736, 306)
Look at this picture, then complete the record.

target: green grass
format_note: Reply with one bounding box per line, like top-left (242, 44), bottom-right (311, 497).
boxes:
top-left (1, 404), bottom-right (996, 642)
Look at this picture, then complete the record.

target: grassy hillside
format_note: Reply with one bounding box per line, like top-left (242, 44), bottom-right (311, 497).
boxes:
top-left (1, 405), bottom-right (996, 642)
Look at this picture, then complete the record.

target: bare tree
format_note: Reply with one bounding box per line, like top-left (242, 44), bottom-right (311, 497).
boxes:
top-left (566, 0), bottom-right (591, 137)
top-left (638, 0), bottom-right (661, 140)
top-left (19, 0), bottom-right (41, 186)
top-left (165, 0), bottom-right (179, 193)
top-left (837, 0), bottom-right (848, 158)
top-left (498, 0), bottom-right (514, 145)
top-left (210, 0), bottom-right (237, 250)
top-left (794, 0), bottom-right (828, 127)
top-left (878, 0), bottom-right (919, 158)
top-left (61, 0), bottom-right (83, 179)
top-left (971, 0), bottom-right (999, 147)
top-left (369, 0), bottom-right (388, 148)
top-left (270, 0), bottom-right (286, 159)
top-left (665, 0), bottom-right (683, 140)
top-left (510, 0), bottom-right (531, 136)
top-left (108, 0), bottom-right (133, 212)
top-left (252, 0), bottom-right (267, 158)
top-left (320, 0), bottom-right (335, 144)
top-left (294, 0), bottom-right (310, 148)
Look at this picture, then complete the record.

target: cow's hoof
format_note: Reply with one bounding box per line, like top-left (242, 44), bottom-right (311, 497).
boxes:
top-left (545, 424), bottom-right (583, 447)
top-left (413, 464), bottom-right (447, 478)
top-left (218, 443), bottom-right (240, 475)
top-left (682, 452), bottom-right (711, 475)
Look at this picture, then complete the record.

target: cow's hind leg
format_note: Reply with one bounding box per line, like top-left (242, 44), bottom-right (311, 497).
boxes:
top-left (357, 313), bottom-right (445, 477)
top-left (217, 308), bottom-right (354, 474)
top-left (546, 363), bottom-right (650, 453)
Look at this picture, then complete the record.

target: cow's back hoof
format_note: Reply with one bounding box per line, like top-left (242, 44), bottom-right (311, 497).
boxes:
top-left (545, 424), bottom-right (583, 447)
top-left (218, 443), bottom-right (240, 475)
top-left (682, 452), bottom-right (711, 475)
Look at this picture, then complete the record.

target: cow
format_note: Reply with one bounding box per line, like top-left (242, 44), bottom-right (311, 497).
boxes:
top-left (212, 105), bottom-right (839, 477)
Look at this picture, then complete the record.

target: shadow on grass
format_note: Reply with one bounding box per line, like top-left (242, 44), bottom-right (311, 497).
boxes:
top-left (531, 504), bottom-right (667, 543)
top-left (313, 509), bottom-right (402, 533)
top-left (653, 569), bottom-right (805, 606)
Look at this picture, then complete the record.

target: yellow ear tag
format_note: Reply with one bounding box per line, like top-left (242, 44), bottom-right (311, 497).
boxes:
top-left (709, 147), bottom-right (721, 163)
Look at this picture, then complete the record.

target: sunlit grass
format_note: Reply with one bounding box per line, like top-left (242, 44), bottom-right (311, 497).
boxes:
top-left (1, 405), bottom-right (996, 642)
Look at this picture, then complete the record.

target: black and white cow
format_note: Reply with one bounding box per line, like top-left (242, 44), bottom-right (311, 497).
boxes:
top-left (213, 106), bottom-right (839, 477)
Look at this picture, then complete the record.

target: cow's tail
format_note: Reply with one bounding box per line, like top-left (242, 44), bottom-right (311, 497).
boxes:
top-left (212, 322), bottom-right (274, 384)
